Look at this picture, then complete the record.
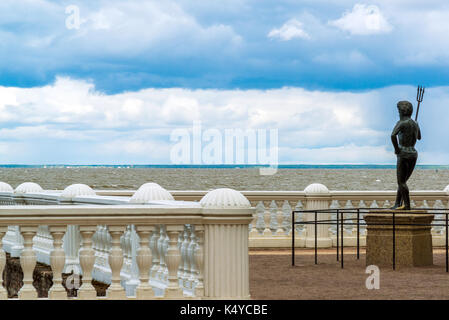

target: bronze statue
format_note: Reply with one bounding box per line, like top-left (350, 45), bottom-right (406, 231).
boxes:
top-left (390, 99), bottom-right (422, 210)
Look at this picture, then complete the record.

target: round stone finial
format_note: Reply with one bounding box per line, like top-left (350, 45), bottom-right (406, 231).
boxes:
top-left (0, 182), bottom-right (13, 192)
top-left (129, 182), bottom-right (174, 203)
top-left (15, 182), bottom-right (43, 194)
top-left (200, 188), bottom-right (251, 209)
top-left (61, 184), bottom-right (96, 199)
top-left (304, 183), bottom-right (329, 194)
top-left (137, 182), bottom-right (163, 190)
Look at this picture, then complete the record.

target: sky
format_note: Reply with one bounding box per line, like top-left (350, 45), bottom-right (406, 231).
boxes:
top-left (0, 0), bottom-right (449, 164)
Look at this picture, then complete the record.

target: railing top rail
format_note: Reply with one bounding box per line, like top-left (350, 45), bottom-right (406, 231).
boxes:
top-left (2, 189), bottom-right (448, 200)
top-left (0, 205), bottom-right (254, 226)
top-left (292, 207), bottom-right (449, 213)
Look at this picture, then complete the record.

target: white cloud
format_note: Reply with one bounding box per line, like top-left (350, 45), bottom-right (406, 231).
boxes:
top-left (329, 4), bottom-right (392, 35)
top-left (67, 1), bottom-right (243, 57)
top-left (0, 0), bottom-right (242, 68)
top-left (0, 78), bottom-right (448, 164)
top-left (267, 19), bottom-right (310, 41)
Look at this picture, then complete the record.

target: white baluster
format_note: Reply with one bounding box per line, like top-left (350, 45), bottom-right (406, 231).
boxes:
top-left (105, 227), bottom-right (113, 283)
top-left (135, 225), bottom-right (155, 299)
top-left (433, 200), bottom-right (445, 235)
top-left (177, 226), bottom-right (185, 287)
top-left (94, 225), bottom-right (106, 283)
top-left (18, 226), bottom-right (38, 299)
top-left (177, 229), bottom-right (183, 286)
top-left (281, 200), bottom-right (292, 235)
top-left (263, 201), bottom-right (272, 236)
top-left (78, 226), bottom-right (97, 300)
top-left (149, 226), bottom-right (159, 281)
top-left (181, 226), bottom-right (190, 289)
top-left (193, 226), bottom-right (204, 297)
top-left (255, 202), bottom-right (265, 235)
top-left (106, 226), bottom-right (126, 299)
top-left (162, 227), bottom-right (169, 284)
top-left (91, 226), bottom-right (100, 281)
top-left (11, 226), bottom-right (23, 257)
top-left (127, 225), bottom-right (140, 297)
top-left (33, 225), bottom-right (53, 265)
top-left (120, 227), bottom-right (130, 288)
top-left (269, 200), bottom-right (280, 235)
top-left (164, 225), bottom-right (183, 299)
top-left (157, 226), bottom-right (165, 282)
top-left (63, 225), bottom-right (81, 274)
top-left (187, 225), bottom-right (196, 290)
top-left (49, 226), bottom-right (67, 299)
top-left (329, 200), bottom-right (340, 236)
top-left (359, 200), bottom-right (368, 235)
top-left (294, 200), bottom-right (304, 235)
top-left (343, 200), bottom-right (354, 235)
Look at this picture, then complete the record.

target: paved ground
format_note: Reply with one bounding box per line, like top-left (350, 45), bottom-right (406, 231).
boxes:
top-left (249, 248), bottom-right (449, 299)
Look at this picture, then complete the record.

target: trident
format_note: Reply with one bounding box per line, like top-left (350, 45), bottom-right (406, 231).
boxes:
top-left (415, 85), bottom-right (425, 121)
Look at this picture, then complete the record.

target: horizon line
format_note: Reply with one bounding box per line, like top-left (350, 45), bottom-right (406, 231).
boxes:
top-left (0, 164), bottom-right (447, 168)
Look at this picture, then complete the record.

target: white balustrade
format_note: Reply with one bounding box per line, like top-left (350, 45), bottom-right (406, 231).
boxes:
top-left (3, 180), bottom-right (449, 300)
top-left (0, 188), bottom-right (253, 300)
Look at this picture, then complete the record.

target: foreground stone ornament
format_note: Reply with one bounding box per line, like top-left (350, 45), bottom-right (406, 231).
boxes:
top-left (365, 211), bottom-right (433, 267)
top-left (129, 182), bottom-right (174, 203)
top-left (0, 182), bottom-right (13, 193)
top-left (14, 182), bottom-right (43, 194)
top-left (61, 183), bottom-right (96, 200)
top-left (200, 188), bottom-right (252, 299)
top-left (199, 188), bottom-right (251, 209)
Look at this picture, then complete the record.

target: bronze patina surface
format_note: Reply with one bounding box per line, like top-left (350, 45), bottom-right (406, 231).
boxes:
top-left (390, 100), bottom-right (422, 210)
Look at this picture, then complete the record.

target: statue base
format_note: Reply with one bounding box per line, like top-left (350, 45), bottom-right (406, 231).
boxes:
top-left (364, 211), bottom-right (434, 267)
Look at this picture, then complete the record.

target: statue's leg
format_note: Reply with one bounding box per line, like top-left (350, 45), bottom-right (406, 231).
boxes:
top-left (403, 156), bottom-right (417, 209)
top-left (392, 189), bottom-right (402, 209)
top-left (397, 156), bottom-right (410, 210)
top-left (391, 157), bottom-right (403, 209)
top-left (405, 156), bottom-right (417, 182)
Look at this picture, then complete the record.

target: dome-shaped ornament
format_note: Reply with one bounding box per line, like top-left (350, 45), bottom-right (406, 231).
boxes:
top-left (200, 188), bottom-right (251, 209)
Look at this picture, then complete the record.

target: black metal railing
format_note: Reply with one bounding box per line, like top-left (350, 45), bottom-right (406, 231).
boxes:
top-left (291, 208), bottom-right (449, 271)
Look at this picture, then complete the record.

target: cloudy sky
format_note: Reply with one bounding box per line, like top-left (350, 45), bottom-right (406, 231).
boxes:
top-left (0, 0), bottom-right (448, 164)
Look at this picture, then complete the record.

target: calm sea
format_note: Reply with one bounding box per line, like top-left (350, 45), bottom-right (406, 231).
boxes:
top-left (0, 165), bottom-right (448, 191)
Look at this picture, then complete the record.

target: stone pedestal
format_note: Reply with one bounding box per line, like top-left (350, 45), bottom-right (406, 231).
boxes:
top-left (364, 211), bottom-right (434, 267)
top-left (304, 183), bottom-right (333, 248)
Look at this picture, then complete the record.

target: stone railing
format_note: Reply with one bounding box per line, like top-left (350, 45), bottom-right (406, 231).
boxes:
top-left (1, 179), bottom-right (449, 299)
top-left (94, 186), bottom-right (449, 248)
top-left (3, 182), bottom-right (449, 254)
top-left (0, 183), bottom-right (254, 300)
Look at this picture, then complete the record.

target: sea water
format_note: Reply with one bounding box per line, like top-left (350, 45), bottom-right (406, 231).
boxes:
top-left (0, 165), bottom-right (448, 191)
